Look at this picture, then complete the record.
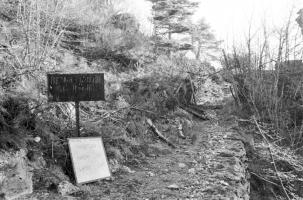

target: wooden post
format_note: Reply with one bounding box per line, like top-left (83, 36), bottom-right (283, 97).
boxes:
top-left (75, 101), bottom-right (80, 137)
top-left (47, 73), bottom-right (105, 138)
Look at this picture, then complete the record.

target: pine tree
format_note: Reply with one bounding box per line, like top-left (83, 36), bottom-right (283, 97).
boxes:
top-left (190, 18), bottom-right (221, 60)
top-left (148, 0), bottom-right (199, 53)
top-left (297, 9), bottom-right (303, 35)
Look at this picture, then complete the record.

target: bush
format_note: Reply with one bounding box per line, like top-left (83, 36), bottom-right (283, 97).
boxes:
top-left (121, 77), bottom-right (181, 116)
top-left (0, 94), bottom-right (35, 149)
top-left (222, 51), bottom-right (303, 147)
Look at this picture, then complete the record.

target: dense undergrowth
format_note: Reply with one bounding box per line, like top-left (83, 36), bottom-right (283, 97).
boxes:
top-left (223, 54), bottom-right (303, 150)
top-left (222, 11), bottom-right (303, 149)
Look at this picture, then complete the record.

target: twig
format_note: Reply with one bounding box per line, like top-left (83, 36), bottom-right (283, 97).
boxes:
top-left (229, 86), bottom-right (239, 106)
top-left (130, 106), bottom-right (156, 115)
top-left (96, 107), bottom-right (128, 119)
top-left (186, 69), bottom-right (224, 78)
top-left (189, 76), bottom-right (196, 104)
top-left (250, 172), bottom-right (291, 193)
top-left (174, 82), bottom-right (183, 95)
top-left (176, 118), bottom-right (186, 139)
top-left (253, 116), bottom-right (291, 200)
top-left (146, 118), bottom-right (176, 148)
top-left (179, 105), bottom-right (208, 120)
top-left (51, 140), bottom-right (54, 159)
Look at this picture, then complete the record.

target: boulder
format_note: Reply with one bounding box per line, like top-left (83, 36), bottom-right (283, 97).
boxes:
top-left (57, 181), bottom-right (79, 196)
top-left (27, 150), bottom-right (46, 170)
top-left (0, 149), bottom-right (33, 200)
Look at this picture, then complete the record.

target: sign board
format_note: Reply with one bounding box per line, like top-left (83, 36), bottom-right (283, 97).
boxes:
top-left (47, 73), bottom-right (105, 102)
top-left (68, 137), bottom-right (111, 184)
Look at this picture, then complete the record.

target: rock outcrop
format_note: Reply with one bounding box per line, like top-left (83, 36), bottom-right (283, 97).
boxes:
top-left (195, 77), bottom-right (231, 105)
top-left (0, 149), bottom-right (33, 200)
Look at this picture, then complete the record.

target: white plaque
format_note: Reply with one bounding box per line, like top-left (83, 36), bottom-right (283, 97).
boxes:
top-left (68, 137), bottom-right (111, 184)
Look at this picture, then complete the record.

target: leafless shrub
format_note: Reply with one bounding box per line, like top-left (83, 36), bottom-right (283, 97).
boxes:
top-left (0, 0), bottom-right (67, 77)
top-left (222, 12), bottom-right (303, 147)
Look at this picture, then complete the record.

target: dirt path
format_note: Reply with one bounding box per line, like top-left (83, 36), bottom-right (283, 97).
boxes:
top-left (87, 121), bottom-right (213, 200)
top-left (84, 120), bottom-right (248, 200)
top-left (19, 119), bottom-right (249, 200)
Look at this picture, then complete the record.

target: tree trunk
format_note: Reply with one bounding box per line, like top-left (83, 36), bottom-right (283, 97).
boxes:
top-left (195, 42), bottom-right (201, 60)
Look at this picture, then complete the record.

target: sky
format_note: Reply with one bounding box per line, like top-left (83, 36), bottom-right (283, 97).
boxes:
top-left (192, 0), bottom-right (303, 49)
top-left (120, 0), bottom-right (303, 50)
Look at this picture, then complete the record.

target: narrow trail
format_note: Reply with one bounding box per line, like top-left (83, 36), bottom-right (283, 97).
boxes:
top-left (19, 117), bottom-right (250, 200)
top-left (87, 120), bottom-right (249, 200)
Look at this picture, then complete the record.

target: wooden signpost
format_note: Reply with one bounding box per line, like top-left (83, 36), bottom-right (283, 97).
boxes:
top-left (47, 73), bottom-right (105, 136)
top-left (47, 73), bottom-right (110, 184)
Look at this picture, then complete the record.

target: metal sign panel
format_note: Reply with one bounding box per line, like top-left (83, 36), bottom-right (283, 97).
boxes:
top-left (68, 137), bottom-right (111, 184)
top-left (47, 73), bottom-right (105, 102)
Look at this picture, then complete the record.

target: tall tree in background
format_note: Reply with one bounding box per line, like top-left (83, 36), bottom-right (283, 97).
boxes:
top-left (148, 0), bottom-right (199, 53)
top-left (297, 8), bottom-right (303, 35)
top-left (190, 18), bottom-right (221, 60)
